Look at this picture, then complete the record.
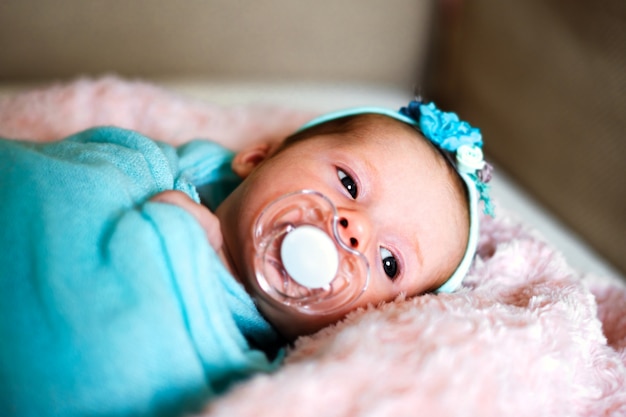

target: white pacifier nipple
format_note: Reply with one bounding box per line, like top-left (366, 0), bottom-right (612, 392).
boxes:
top-left (280, 225), bottom-right (339, 288)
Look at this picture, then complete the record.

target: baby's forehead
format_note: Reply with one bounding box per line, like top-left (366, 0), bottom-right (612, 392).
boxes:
top-left (352, 116), bottom-right (469, 225)
top-left (328, 115), bottom-right (444, 163)
top-left (295, 112), bottom-right (462, 201)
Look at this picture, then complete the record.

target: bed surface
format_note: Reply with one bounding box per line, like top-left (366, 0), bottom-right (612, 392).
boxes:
top-left (1, 78), bottom-right (624, 416)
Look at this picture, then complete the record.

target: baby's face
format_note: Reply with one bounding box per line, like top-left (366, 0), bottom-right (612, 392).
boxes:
top-left (216, 117), bottom-right (468, 339)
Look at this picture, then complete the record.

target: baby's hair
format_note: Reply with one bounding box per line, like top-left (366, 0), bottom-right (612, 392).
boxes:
top-left (281, 114), bottom-right (470, 290)
top-left (279, 114), bottom-right (366, 149)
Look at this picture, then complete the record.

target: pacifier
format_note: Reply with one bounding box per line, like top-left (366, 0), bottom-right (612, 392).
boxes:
top-left (253, 190), bottom-right (370, 315)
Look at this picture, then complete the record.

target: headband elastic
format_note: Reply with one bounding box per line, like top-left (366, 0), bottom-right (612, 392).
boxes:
top-left (297, 100), bottom-right (493, 293)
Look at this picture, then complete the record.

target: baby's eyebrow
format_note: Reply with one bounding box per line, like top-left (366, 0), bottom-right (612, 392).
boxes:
top-left (361, 156), bottom-right (377, 177)
top-left (410, 233), bottom-right (424, 269)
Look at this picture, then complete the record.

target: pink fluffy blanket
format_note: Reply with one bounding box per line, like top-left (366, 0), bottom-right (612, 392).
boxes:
top-left (1, 77), bottom-right (625, 417)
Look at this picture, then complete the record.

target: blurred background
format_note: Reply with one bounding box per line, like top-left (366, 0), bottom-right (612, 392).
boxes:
top-left (0, 0), bottom-right (624, 278)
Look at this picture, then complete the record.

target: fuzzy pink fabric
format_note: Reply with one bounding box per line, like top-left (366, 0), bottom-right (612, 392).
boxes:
top-left (205, 211), bottom-right (626, 417)
top-left (2, 77), bottom-right (624, 417)
top-left (0, 76), bottom-right (314, 150)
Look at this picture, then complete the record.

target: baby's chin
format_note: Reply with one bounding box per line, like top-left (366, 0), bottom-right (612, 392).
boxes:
top-left (247, 286), bottom-right (347, 340)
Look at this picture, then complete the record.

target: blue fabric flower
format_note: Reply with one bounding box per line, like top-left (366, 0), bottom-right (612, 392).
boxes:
top-left (418, 102), bottom-right (482, 151)
top-left (470, 172), bottom-right (495, 217)
top-left (400, 101), bottom-right (482, 152)
top-left (400, 100), bottom-right (493, 216)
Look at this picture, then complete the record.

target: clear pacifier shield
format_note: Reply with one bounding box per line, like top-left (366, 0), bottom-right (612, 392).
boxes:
top-left (253, 190), bottom-right (370, 315)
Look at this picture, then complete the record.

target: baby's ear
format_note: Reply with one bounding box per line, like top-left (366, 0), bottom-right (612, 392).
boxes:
top-left (231, 142), bottom-right (273, 178)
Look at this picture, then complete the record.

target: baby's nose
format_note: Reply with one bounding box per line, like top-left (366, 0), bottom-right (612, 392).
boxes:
top-left (337, 209), bottom-right (370, 250)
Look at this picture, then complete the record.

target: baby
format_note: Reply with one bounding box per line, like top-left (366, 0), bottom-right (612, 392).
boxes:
top-left (157, 102), bottom-right (490, 339)
top-left (0, 100), bottom-right (490, 417)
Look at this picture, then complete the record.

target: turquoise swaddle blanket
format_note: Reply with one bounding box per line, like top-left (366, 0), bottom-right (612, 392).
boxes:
top-left (0, 127), bottom-right (281, 417)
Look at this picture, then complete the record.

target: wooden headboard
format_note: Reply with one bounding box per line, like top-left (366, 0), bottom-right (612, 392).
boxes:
top-left (429, 0), bottom-right (626, 276)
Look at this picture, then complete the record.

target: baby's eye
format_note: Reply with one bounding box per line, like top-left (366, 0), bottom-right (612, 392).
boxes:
top-left (380, 247), bottom-right (399, 281)
top-left (337, 169), bottom-right (358, 199)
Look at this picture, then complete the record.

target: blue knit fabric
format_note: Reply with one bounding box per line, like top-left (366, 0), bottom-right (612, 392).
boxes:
top-left (0, 127), bottom-right (281, 417)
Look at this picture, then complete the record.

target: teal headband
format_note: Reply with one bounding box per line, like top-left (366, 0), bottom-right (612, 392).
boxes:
top-left (297, 100), bottom-right (493, 293)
